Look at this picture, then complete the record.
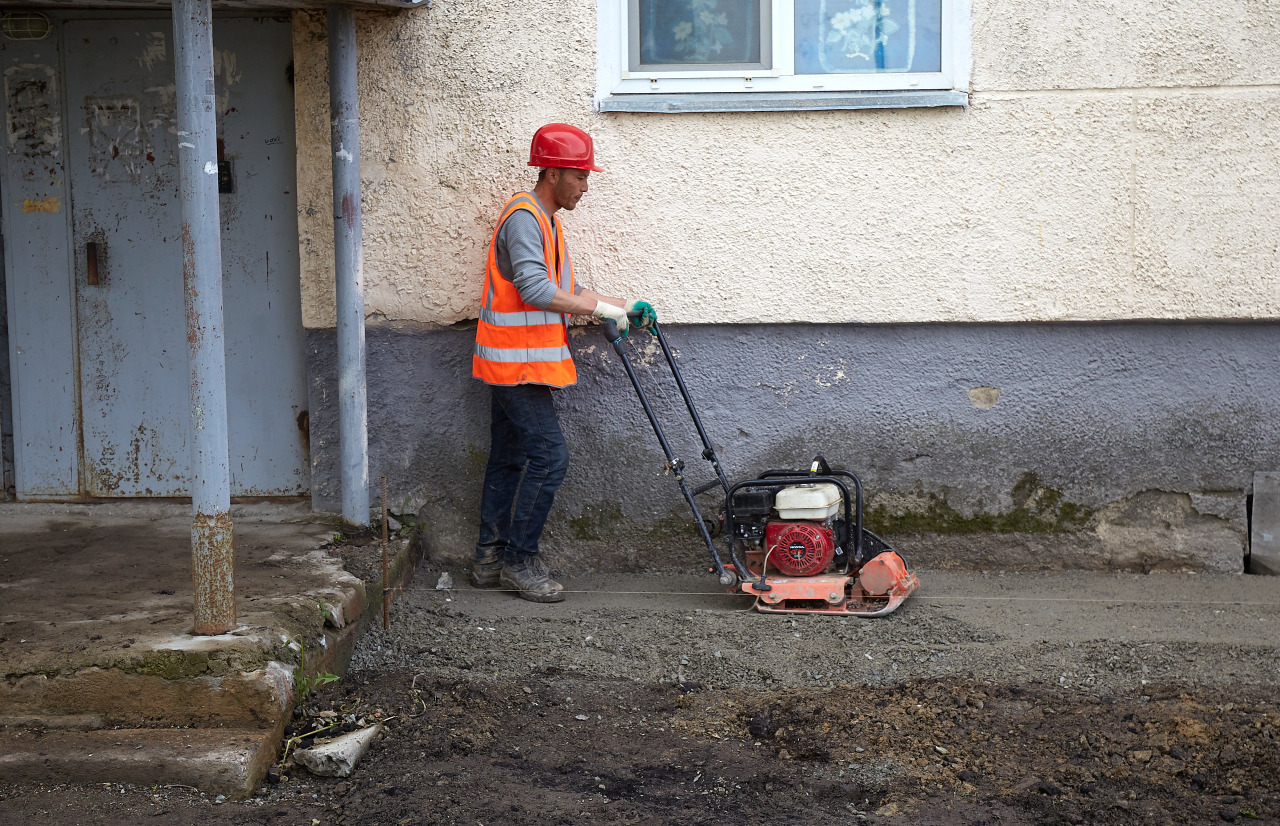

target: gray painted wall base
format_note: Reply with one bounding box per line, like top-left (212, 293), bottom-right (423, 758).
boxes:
top-left (0, 225), bottom-right (12, 499)
top-left (307, 321), bottom-right (1280, 574)
top-left (1250, 472), bottom-right (1280, 575)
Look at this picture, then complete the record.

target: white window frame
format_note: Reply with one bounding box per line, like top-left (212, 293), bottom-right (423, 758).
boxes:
top-left (596, 0), bottom-right (970, 107)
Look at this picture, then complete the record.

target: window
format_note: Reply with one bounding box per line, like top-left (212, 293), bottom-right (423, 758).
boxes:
top-left (597, 0), bottom-right (969, 110)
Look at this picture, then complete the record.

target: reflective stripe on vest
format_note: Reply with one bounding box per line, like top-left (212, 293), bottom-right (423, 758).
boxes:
top-left (472, 192), bottom-right (578, 388)
top-left (479, 307), bottom-right (563, 327)
top-left (474, 344), bottom-right (573, 363)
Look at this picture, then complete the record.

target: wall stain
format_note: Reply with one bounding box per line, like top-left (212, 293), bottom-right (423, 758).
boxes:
top-left (20, 196), bottom-right (60, 213)
top-left (968, 386), bottom-right (1001, 409)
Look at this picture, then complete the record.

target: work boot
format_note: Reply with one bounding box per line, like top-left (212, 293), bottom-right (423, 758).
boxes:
top-left (500, 555), bottom-right (565, 603)
top-left (527, 554), bottom-right (564, 593)
top-left (476, 549), bottom-right (564, 592)
top-left (470, 547), bottom-right (504, 588)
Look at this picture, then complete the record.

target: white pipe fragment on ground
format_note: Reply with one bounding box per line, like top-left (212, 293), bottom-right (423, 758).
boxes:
top-left (294, 723), bottom-right (383, 777)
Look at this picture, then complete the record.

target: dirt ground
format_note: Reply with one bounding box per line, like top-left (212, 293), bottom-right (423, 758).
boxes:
top-left (3, 543), bottom-right (1280, 825)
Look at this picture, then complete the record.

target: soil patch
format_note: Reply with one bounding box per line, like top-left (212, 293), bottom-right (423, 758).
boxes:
top-left (2, 670), bottom-right (1276, 825)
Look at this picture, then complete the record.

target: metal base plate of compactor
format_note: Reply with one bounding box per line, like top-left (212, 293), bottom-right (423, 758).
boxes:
top-left (737, 551), bottom-right (920, 617)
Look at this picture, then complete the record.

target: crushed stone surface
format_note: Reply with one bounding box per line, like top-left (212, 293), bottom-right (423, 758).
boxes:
top-left (350, 568), bottom-right (1280, 697)
top-left (2, 565), bottom-right (1278, 825)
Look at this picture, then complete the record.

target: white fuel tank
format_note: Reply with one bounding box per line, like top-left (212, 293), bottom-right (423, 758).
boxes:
top-left (774, 483), bottom-right (841, 520)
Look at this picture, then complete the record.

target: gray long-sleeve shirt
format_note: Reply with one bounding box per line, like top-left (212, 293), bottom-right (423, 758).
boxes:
top-left (494, 199), bottom-right (584, 310)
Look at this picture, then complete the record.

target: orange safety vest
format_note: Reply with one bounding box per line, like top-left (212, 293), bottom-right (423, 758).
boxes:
top-left (472, 192), bottom-right (578, 387)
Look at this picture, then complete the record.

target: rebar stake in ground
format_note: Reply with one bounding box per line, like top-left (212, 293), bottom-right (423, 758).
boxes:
top-left (380, 475), bottom-right (389, 630)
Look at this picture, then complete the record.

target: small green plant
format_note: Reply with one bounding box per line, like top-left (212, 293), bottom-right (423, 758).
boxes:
top-left (296, 668), bottom-right (339, 701)
top-left (289, 636), bottom-right (340, 702)
top-left (386, 498), bottom-right (423, 538)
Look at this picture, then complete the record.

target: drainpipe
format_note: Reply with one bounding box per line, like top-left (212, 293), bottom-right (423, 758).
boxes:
top-left (173, 0), bottom-right (234, 634)
top-left (328, 4), bottom-right (370, 528)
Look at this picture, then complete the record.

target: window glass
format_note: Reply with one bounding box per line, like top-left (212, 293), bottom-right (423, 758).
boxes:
top-left (794, 0), bottom-right (942, 74)
top-left (638, 0), bottom-right (763, 66)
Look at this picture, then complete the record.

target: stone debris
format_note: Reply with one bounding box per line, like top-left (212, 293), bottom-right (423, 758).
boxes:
top-left (294, 723), bottom-right (383, 778)
top-left (435, 572), bottom-right (453, 590)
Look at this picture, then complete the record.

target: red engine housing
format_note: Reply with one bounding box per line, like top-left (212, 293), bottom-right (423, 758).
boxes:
top-left (763, 521), bottom-right (835, 577)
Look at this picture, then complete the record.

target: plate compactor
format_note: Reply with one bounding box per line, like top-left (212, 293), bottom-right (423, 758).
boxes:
top-left (600, 317), bottom-right (920, 617)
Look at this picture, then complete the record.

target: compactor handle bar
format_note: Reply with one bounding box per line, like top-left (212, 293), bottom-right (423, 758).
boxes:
top-left (600, 317), bottom-right (750, 586)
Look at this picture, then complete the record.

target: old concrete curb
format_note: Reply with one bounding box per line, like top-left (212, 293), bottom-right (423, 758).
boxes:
top-left (0, 531), bottom-right (424, 797)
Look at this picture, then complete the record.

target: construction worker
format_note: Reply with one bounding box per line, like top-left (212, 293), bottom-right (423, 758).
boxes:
top-left (471, 123), bottom-right (657, 603)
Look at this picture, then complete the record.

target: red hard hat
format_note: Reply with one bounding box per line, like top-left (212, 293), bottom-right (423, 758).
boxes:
top-left (528, 123), bottom-right (603, 172)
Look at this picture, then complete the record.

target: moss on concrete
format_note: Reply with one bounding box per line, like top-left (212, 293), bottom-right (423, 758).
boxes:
top-left (132, 650), bottom-right (212, 681)
top-left (557, 475), bottom-right (1095, 548)
top-left (867, 474), bottom-right (1093, 535)
top-left (568, 502), bottom-right (626, 541)
top-left (564, 503), bottom-right (703, 544)
top-left (561, 476), bottom-right (1096, 542)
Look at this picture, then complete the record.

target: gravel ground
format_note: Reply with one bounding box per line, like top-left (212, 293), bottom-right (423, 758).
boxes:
top-left (3, 561), bottom-right (1279, 825)
top-left (351, 567), bottom-right (1280, 697)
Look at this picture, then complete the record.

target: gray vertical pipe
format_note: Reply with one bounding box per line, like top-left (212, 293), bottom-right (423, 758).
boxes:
top-left (173, 0), bottom-right (234, 633)
top-left (328, 5), bottom-right (370, 527)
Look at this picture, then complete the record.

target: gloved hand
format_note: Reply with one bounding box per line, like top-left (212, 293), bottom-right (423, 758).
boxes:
top-left (592, 300), bottom-right (629, 336)
top-left (625, 300), bottom-right (658, 334)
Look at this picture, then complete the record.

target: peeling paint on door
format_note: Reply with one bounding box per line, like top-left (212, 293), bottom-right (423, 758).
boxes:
top-left (83, 96), bottom-right (147, 182)
top-left (135, 31), bottom-right (166, 71)
top-left (213, 48), bottom-right (242, 86)
top-left (212, 48), bottom-right (240, 113)
top-left (4, 64), bottom-right (60, 159)
top-left (143, 83), bottom-right (177, 138)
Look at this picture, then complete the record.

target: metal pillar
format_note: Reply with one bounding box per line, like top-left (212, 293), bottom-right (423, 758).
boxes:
top-left (328, 4), bottom-right (370, 527)
top-left (173, 0), bottom-right (234, 634)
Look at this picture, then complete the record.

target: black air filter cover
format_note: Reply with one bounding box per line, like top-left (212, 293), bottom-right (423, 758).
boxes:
top-left (731, 489), bottom-right (773, 517)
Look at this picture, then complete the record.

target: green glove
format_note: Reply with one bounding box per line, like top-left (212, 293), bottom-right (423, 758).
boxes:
top-left (625, 300), bottom-right (658, 334)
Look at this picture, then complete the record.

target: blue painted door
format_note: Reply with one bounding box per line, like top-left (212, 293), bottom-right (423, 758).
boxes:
top-left (1, 37), bottom-right (78, 497)
top-left (2, 15), bottom-right (308, 497)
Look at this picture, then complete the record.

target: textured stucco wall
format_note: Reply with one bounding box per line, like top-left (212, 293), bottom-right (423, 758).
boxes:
top-left (291, 1), bottom-right (1280, 328)
top-left (308, 321), bottom-right (1279, 573)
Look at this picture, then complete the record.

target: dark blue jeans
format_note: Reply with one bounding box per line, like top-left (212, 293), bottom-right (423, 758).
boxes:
top-left (476, 384), bottom-right (569, 564)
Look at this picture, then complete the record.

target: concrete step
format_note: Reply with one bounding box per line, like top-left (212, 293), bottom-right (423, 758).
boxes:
top-left (0, 515), bottom-right (424, 796)
top-left (0, 726), bottom-right (280, 796)
top-left (0, 663), bottom-right (292, 729)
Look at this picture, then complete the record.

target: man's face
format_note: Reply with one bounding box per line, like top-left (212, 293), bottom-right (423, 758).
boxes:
top-left (550, 168), bottom-right (590, 211)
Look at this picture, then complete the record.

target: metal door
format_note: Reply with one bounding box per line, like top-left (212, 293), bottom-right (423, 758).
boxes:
top-left (2, 29), bottom-right (78, 497)
top-left (59, 17), bottom-right (308, 496)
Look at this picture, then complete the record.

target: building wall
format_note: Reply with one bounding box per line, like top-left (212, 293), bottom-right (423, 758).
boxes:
top-left (292, 2), bottom-right (1280, 571)
top-left (308, 321), bottom-right (1277, 573)
top-left (292, 1), bottom-right (1280, 328)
